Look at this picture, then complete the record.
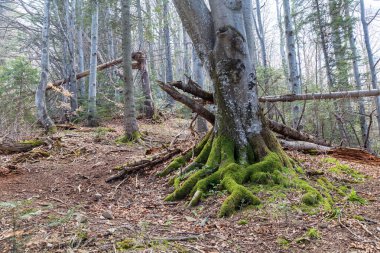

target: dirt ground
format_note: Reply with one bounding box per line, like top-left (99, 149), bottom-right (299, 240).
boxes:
top-left (0, 118), bottom-right (379, 253)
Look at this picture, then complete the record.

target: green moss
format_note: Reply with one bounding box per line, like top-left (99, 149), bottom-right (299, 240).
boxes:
top-left (158, 132), bottom-right (213, 177)
top-left (306, 227), bottom-right (321, 239)
top-left (165, 167), bottom-right (216, 201)
top-left (116, 131), bottom-right (141, 144)
top-left (347, 190), bottom-right (366, 205)
top-left (20, 139), bottom-right (44, 147)
top-left (117, 238), bottom-right (135, 250)
top-left (321, 157), bottom-right (338, 164)
top-left (237, 219), bottom-right (248, 225)
top-left (301, 192), bottom-right (322, 206)
top-left (324, 158), bottom-right (365, 182)
top-left (276, 237), bottom-right (290, 248)
top-left (158, 156), bottom-right (186, 177)
top-left (353, 215), bottom-right (365, 221)
top-left (251, 172), bottom-right (271, 184)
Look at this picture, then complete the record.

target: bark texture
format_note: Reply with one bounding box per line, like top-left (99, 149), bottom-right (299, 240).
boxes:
top-left (35, 0), bottom-right (56, 133)
top-left (87, 0), bottom-right (99, 127)
top-left (121, 0), bottom-right (139, 140)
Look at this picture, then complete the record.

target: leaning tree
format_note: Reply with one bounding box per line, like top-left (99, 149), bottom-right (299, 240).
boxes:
top-left (158, 0), bottom-right (325, 217)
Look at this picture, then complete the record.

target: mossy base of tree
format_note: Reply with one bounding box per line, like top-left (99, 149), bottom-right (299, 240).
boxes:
top-left (159, 130), bottom-right (342, 217)
top-left (116, 131), bottom-right (142, 144)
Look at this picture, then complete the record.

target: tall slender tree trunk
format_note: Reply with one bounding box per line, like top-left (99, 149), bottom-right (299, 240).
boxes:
top-left (65, 0), bottom-right (78, 114)
top-left (36, 0), bottom-right (56, 133)
top-left (283, 0), bottom-right (302, 129)
top-left (359, 0), bottom-right (380, 136)
top-left (183, 28), bottom-right (191, 76)
top-left (242, 0), bottom-right (258, 66)
top-left (314, 0), bottom-right (348, 144)
top-left (136, 0), bottom-right (155, 118)
top-left (145, 0), bottom-right (156, 80)
top-left (121, 0), bottom-right (139, 140)
top-left (345, 2), bottom-right (369, 148)
top-left (163, 0), bottom-right (174, 107)
top-left (192, 48), bottom-right (208, 134)
top-left (255, 0), bottom-right (267, 68)
top-left (87, 0), bottom-right (99, 127)
top-left (77, 0), bottom-right (85, 98)
top-left (275, 0), bottom-right (288, 89)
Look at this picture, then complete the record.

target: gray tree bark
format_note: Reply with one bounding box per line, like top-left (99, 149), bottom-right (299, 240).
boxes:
top-left (283, 0), bottom-right (302, 129)
top-left (121, 0), bottom-right (139, 139)
top-left (35, 0), bottom-right (56, 132)
top-left (345, 2), bottom-right (369, 148)
top-left (163, 0), bottom-right (174, 107)
top-left (136, 0), bottom-right (155, 118)
top-left (192, 47), bottom-right (208, 134)
top-left (77, 0), bottom-right (85, 98)
top-left (87, 0), bottom-right (99, 127)
top-left (242, 0), bottom-right (258, 66)
top-left (65, 0), bottom-right (78, 113)
top-left (359, 0), bottom-right (380, 136)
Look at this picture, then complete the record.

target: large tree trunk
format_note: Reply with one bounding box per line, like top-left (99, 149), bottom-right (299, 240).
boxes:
top-left (360, 0), bottom-right (380, 137)
top-left (35, 0), bottom-right (56, 133)
top-left (163, 0), bottom-right (318, 217)
top-left (87, 0), bottom-right (99, 127)
top-left (121, 0), bottom-right (139, 141)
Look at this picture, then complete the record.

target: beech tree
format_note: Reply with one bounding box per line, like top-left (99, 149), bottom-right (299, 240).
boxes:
top-left (121, 0), bottom-right (139, 141)
top-left (159, 0), bottom-right (324, 217)
top-left (35, 0), bottom-right (56, 133)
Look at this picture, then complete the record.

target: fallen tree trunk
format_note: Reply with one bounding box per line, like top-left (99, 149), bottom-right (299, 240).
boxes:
top-left (268, 120), bottom-right (329, 146)
top-left (260, 89), bottom-right (380, 102)
top-left (169, 79), bottom-right (214, 103)
top-left (157, 81), bottom-right (215, 124)
top-left (47, 52), bottom-right (145, 90)
top-left (166, 78), bottom-right (380, 103)
top-left (280, 140), bottom-right (332, 153)
top-left (0, 138), bottom-right (45, 153)
top-left (106, 148), bottom-right (181, 183)
top-left (157, 80), bottom-right (330, 147)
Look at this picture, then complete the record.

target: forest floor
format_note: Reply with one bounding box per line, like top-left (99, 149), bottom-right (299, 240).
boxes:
top-left (0, 117), bottom-right (380, 253)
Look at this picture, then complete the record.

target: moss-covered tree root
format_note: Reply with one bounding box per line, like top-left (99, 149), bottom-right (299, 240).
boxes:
top-left (160, 130), bottom-right (327, 217)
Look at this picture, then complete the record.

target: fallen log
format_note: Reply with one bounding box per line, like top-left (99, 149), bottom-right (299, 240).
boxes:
top-left (169, 79), bottom-right (214, 103)
top-left (268, 120), bottom-right (329, 146)
top-left (157, 81), bottom-right (215, 124)
top-left (280, 140), bottom-right (331, 153)
top-left (157, 80), bottom-right (330, 147)
top-left (260, 89), bottom-right (380, 102)
top-left (164, 79), bottom-right (380, 103)
top-left (47, 52), bottom-right (145, 90)
top-left (0, 138), bottom-right (45, 153)
top-left (106, 148), bottom-right (181, 183)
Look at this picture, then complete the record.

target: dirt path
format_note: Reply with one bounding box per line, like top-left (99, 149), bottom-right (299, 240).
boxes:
top-left (0, 119), bottom-right (379, 252)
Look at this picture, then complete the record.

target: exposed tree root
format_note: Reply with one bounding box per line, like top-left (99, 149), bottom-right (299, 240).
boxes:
top-left (106, 148), bottom-right (181, 183)
top-left (160, 131), bottom-right (329, 217)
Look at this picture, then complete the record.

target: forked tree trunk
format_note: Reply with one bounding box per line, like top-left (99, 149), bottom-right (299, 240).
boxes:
top-left (35, 0), bottom-right (56, 133)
